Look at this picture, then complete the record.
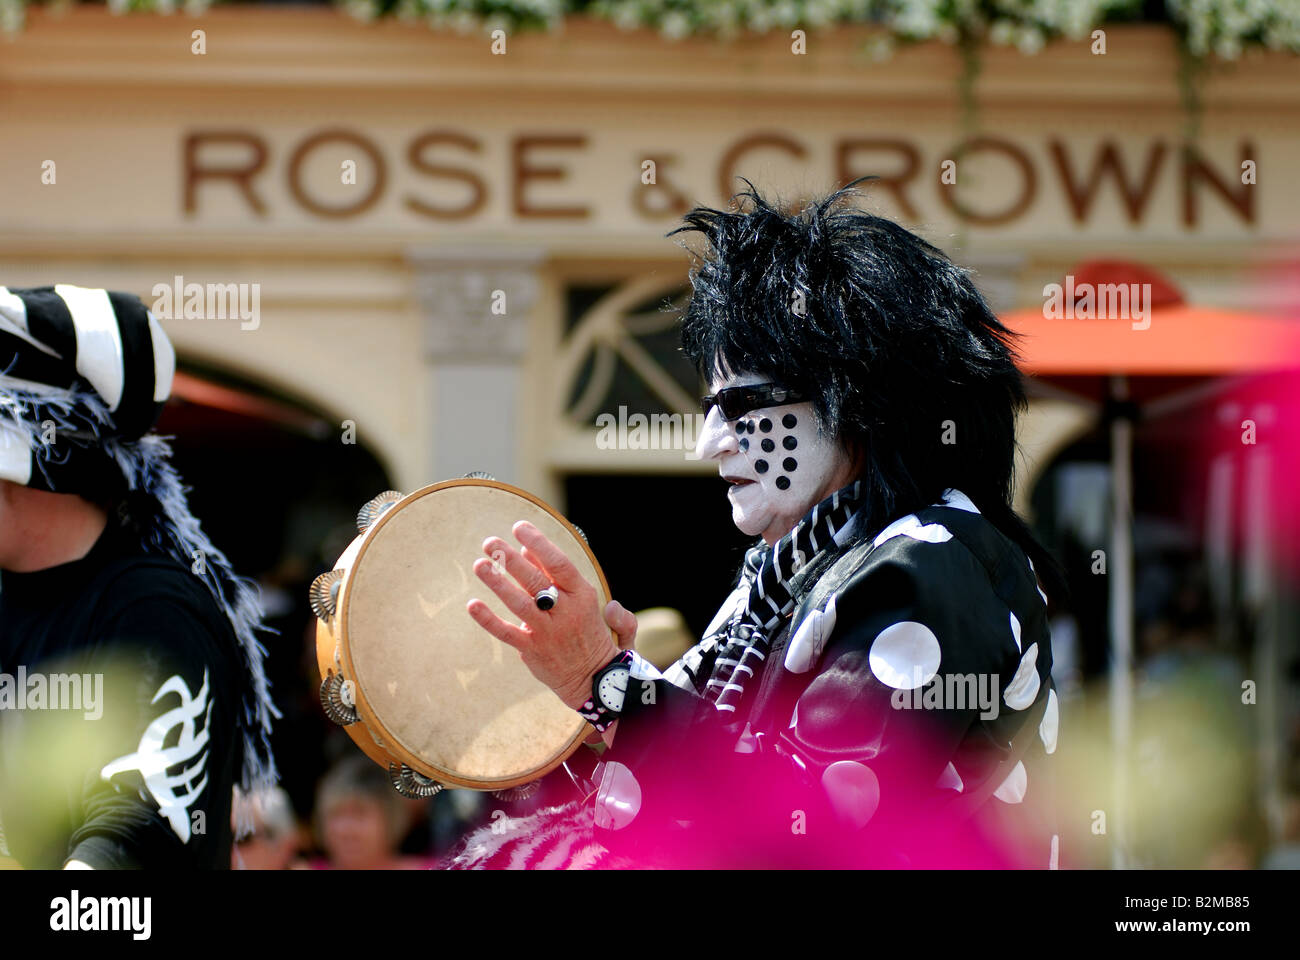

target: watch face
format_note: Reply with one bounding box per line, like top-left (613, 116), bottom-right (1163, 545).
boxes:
top-left (596, 666), bottom-right (630, 713)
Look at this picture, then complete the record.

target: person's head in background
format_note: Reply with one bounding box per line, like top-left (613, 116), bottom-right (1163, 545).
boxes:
top-left (231, 785), bottom-right (301, 870)
top-left (315, 753), bottom-right (413, 870)
top-left (632, 607), bottom-right (695, 671)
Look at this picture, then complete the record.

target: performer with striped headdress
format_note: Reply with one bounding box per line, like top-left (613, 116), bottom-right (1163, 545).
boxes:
top-left (0, 285), bottom-right (277, 869)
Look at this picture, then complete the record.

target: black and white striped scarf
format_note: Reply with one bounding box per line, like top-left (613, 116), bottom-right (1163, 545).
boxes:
top-left (0, 285), bottom-right (278, 802)
top-left (686, 480), bottom-right (863, 720)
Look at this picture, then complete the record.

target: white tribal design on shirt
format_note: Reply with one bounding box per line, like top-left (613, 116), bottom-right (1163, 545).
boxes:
top-left (101, 670), bottom-right (212, 844)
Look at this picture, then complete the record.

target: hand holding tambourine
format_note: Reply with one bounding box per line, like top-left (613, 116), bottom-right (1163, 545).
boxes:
top-left (467, 520), bottom-right (638, 711)
top-left (312, 477), bottom-right (635, 802)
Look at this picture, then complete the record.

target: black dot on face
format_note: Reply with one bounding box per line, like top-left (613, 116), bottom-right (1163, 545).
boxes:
top-left (783, 457), bottom-right (798, 472)
top-left (775, 475), bottom-right (791, 490)
top-left (761, 438), bottom-right (775, 453)
top-left (759, 418), bottom-right (773, 433)
top-left (755, 459), bottom-right (769, 474)
top-left (782, 413), bottom-right (797, 429)
top-left (783, 435), bottom-right (797, 450)
top-left (739, 438), bottom-right (749, 452)
top-left (734, 422), bottom-right (746, 435)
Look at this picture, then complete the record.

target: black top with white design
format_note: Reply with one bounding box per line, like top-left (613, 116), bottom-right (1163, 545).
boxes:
top-left (0, 518), bottom-right (240, 869)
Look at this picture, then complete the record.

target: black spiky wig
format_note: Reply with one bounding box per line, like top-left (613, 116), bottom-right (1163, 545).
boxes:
top-left (670, 176), bottom-right (1067, 606)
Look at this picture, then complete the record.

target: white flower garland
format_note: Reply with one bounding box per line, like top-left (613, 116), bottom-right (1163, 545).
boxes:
top-left (1168, 0), bottom-right (1300, 58)
top-left (2, 2), bottom-right (1296, 60)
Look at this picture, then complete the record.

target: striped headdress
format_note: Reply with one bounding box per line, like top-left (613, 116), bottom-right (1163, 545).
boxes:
top-left (0, 284), bottom-right (278, 799)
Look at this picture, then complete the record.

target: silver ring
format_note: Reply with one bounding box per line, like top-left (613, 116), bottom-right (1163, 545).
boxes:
top-left (534, 585), bottom-right (559, 611)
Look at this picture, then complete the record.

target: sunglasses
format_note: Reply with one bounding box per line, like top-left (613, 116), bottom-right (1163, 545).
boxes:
top-left (700, 382), bottom-right (806, 421)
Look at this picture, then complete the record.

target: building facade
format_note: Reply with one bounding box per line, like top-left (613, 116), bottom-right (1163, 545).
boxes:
top-left (2, 11), bottom-right (1293, 503)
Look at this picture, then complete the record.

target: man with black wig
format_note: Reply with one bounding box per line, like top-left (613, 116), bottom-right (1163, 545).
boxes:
top-left (455, 178), bottom-right (1064, 869)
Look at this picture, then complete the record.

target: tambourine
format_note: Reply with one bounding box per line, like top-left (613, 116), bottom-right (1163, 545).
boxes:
top-left (312, 476), bottom-right (608, 800)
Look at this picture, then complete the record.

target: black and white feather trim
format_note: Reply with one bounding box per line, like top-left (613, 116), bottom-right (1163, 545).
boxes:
top-left (440, 801), bottom-right (636, 870)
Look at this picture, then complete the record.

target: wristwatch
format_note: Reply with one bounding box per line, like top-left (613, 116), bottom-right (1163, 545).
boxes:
top-left (577, 650), bottom-right (635, 733)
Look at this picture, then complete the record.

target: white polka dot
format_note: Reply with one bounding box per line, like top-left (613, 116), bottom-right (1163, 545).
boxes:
top-left (1027, 556), bottom-right (1049, 605)
top-left (992, 760), bottom-right (1027, 804)
top-left (1010, 610), bottom-right (1022, 653)
top-left (1039, 688), bottom-right (1059, 755)
top-left (937, 488), bottom-right (980, 513)
top-left (783, 595), bottom-right (838, 674)
top-left (821, 761), bottom-right (881, 830)
top-left (872, 514), bottom-right (954, 548)
top-left (936, 761), bottom-right (964, 793)
top-left (869, 621), bottom-right (942, 690)
top-left (788, 752), bottom-right (808, 777)
top-left (734, 722), bottom-right (761, 754)
top-left (1003, 642), bottom-right (1041, 710)
top-left (593, 760), bottom-right (641, 831)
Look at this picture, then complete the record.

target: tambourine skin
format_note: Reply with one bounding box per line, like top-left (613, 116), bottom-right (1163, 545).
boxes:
top-left (317, 479), bottom-right (610, 791)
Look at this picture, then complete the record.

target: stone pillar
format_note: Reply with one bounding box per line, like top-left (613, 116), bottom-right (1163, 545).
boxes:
top-left (407, 246), bottom-right (545, 485)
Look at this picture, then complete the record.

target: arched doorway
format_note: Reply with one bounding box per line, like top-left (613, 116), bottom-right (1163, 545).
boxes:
top-left (160, 359), bottom-right (392, 823)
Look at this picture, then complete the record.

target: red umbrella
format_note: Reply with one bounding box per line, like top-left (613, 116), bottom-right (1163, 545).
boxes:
top-left (1003, 259), bottom-right (1300, 381)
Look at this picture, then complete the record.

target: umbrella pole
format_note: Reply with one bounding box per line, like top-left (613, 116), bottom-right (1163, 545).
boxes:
top-left (1109, 374), bottom-right (1135, 869)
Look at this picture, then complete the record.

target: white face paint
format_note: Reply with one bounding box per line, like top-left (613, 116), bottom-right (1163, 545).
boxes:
top-left (695, 369), bottom-right (854, 545)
